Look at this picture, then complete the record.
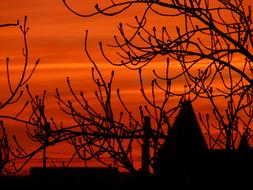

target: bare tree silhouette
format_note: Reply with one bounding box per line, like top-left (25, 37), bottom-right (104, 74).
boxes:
top-left (0, 17), bottom-right (39, 111)
top-left (54, 30), bottom-right (185, 174)
top-left (1, 0), bottom-right (251, 177)
top-left (0, 20), bottom-right (19, 28)
top-left (0, 17), bottom-right (39, 174)
top-left (6, 88), bottom-right (53, 173)
top-left (22, 86), bottom-right (51, 169)
top-left (4, 86), bottom-right (80, 173)
top-left (0, 20), bottom-right (20, 176)
top-left (198, 62), bottom-right (253, 150)
top-left (62, 0), bottom-right (253, 151)
top-left (0, 122), bottom-right (9, 175)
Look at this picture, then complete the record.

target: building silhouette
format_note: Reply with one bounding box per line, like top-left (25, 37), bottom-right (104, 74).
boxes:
top-left (154, 100), bottom-right (253, 187)
top-left (1, 100), bottom-right (253, 189)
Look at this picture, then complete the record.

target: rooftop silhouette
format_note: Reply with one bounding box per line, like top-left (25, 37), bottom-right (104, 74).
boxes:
top-left (1, 100), bottom-right (252, 189)
top-left (154, 100), bottom-right (253, 187)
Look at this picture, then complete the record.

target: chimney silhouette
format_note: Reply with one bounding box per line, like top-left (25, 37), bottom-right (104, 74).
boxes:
top-left (141, 116), bottom-right (151, 175)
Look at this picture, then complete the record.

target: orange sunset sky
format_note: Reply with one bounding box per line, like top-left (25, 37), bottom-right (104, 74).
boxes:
top-left (0, 0), bottom-right (252, 174)
top-left (0, 0), bottom-right (190, 123)
top-left (1, 0), bottom-right (176, 172)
